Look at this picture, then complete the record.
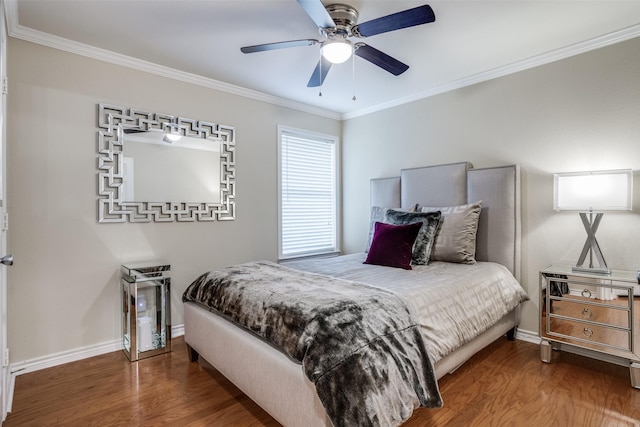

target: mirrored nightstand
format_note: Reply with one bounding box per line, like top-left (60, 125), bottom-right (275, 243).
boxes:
top-left (121, 262), bottom-right (171, 361)
top-left (540, 264), bottom-right (640, 388)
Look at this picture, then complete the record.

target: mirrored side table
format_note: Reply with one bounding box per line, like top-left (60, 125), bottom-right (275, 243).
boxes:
top-left (540, 264), bottom-right (640, 388)
top-left (121, 262), bottom-right (171, 361)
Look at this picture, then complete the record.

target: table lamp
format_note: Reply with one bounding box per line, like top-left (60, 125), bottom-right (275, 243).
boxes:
top-left (553, 169), bottom-right (633, 274)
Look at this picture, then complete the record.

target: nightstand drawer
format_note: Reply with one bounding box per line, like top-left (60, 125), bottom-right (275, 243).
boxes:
top-left (550, 298), bottom-right (630, 329)
top-left (564, 283), bottom-right (632, 303)
top-left (548, 316), bottom-right (631, 351)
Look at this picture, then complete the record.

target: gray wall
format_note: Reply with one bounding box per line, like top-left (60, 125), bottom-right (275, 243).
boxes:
top-left (7, 32), bottom-right (640, 364)
top-left (6, 38), bottom-right (340, 363)
top-left (342, 37), bottom-right (640, 334)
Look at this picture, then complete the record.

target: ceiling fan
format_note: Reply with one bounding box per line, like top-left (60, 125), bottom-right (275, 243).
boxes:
top-left (240, 0), bottom-right (436, 88)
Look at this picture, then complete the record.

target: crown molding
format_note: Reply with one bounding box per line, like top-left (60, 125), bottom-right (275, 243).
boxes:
top-left (4, 1), bottom-right (640, 122)
top-left (3, 1), bottom-right (341, 121)
top-left (342, 23), bottom-right (640, 120)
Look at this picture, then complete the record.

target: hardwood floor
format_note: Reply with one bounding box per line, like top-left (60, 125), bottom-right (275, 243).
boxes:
top-left (5, 336), bottom-right (640, 426)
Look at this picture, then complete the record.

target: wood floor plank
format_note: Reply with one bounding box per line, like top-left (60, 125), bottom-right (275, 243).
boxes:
top-left (4, 336), bottom-right (640, 426)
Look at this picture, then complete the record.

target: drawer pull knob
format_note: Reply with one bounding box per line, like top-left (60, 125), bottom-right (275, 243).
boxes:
top-left (581, 289), bottom-right (592, 298)
top-left (582, 308), bottom-right (593, 318)
top-left (583, 327), bottom-right (594, 338)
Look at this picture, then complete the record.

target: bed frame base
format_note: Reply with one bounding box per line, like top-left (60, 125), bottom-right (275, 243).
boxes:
top-left (187, 344), bottom-right (199, 363)
top-left (185, 302), bottom-right (520, 426)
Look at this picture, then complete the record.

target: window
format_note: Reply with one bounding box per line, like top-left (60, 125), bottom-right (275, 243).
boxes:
top-left (278, 126), bottom-right (339, 259)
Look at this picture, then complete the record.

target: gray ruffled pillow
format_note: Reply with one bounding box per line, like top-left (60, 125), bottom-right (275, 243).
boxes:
top-left (383, 209), bottom-right (442, 265)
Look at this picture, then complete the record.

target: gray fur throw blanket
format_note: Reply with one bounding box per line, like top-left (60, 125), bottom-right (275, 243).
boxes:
top-left (182, 261), bottom-right (442, 427)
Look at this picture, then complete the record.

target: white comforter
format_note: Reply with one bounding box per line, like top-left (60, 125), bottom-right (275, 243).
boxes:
top-left (285, 253), bottom-right (529, 362)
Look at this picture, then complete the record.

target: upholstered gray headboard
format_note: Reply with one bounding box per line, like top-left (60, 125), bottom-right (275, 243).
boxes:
top-left (370, 162), bottom-right (521, 281)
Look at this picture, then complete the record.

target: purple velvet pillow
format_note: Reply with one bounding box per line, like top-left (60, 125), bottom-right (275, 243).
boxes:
top-left (364, 221), bottom-right (423, 270)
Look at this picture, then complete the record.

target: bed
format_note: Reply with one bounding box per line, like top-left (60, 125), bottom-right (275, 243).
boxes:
top-left (183, 161), bottom-right (528, 426)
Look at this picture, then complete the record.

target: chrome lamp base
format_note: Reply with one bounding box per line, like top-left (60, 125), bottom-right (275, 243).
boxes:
top-left (573, 211), bottom-right (611, 275)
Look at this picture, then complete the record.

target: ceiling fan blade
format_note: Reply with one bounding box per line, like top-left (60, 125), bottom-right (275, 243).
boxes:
top-left (241, 39), bottom-right (319, 54)
top-left (297, 0), bottom-right (336, 29)
top-left (307, 57), bottom-right (333, 87)
top-left (352, 5), bottom-right (435, 38)
top-left (354, 44), bottom-right (409, 76)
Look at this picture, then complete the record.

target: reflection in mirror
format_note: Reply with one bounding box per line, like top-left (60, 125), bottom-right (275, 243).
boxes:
top-left (97, 103), bottom-right (235, 223)
top-left (122, 130), bottom-right (221, 203)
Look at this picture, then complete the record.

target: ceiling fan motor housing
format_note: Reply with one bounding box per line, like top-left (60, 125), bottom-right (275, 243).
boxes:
top-left (321, 3), bottom-right (359, 39)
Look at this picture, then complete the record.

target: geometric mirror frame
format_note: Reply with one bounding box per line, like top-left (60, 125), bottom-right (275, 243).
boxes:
top-left (97, 103), bottom-right (235, 223)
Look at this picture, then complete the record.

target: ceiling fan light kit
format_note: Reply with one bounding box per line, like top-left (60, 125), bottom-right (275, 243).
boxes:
top-left (321, 39), bottom-right (353, 64)
top-left (240, 0), bottom-right (435, 89)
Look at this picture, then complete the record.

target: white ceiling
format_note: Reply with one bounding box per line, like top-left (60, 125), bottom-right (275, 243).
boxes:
top-left (6, 1), bottom-right (640, 119)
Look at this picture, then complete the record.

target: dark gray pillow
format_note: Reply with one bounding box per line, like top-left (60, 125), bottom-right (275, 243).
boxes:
top-left (383, 210), bottom-right (442, 265)
top-left (365, 204), bottom-right (418, 252)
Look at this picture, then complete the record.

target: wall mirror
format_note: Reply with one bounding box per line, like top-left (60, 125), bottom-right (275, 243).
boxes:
top-left (97, 103), bottom-right (235, 222)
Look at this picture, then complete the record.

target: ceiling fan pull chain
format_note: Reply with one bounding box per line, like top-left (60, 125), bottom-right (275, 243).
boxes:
top-left (352, 51), bottom-right (356, 101)
top-left (319, 48), bottom-right (323, 97)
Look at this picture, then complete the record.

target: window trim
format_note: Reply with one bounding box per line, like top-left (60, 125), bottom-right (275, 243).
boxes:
top-left (277, 125), bottom-right (341, 260)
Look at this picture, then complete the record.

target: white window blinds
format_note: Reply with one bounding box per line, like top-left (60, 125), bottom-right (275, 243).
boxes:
top-left (278, 127), bottom-right (338, 259)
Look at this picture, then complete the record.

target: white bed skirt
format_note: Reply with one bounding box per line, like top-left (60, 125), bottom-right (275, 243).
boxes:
top-left (184, 302), bottom-right (520, 427)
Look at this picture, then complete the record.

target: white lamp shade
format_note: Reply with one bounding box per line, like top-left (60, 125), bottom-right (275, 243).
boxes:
top-left (553, 169), bottom-right (633, 211)
top-left (321, 40), bottom-right (353, 64)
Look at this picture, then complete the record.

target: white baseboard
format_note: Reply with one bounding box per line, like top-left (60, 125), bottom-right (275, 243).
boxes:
top-left (6, 324), bottom-right (184, 413)
top-left (10, 324), bottom-right (184, 376)
top-left (514, 328), bottom-right (539, 345)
